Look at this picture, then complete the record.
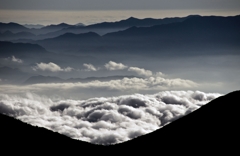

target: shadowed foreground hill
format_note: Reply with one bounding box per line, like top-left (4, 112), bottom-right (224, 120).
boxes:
top-left (0, 91), bottom-right (239, 154)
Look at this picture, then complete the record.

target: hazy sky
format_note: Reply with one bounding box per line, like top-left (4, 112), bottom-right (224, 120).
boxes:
top-left (0, 0), bottom-right (240, 10)
top-left (0, 0), bottom-right (240, 24)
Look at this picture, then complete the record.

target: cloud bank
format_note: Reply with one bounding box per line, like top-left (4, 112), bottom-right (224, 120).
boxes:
top-left (0, 91), bottom-right (221, 145)
top-left (32, 62), bottom-right (73, 72)
top-left (0, 76), bottom-right (198, 97)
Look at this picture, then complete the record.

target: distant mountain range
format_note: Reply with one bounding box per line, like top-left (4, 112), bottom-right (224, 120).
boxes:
top-left (0, 15), bottom-right (200, 40)
top-left (29, 15), bottom-right (240, 56)
top-left (0, 90), bottom-right (239, 154)
top-left (0, 22), bottom-right (74, 35)
top-left (44, 15), bottom-right (195, 37)
top-left (0, 15), bottom-right (239, 69)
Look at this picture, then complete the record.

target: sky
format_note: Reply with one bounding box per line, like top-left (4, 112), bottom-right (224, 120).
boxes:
top-left (0, 0), bottom-right (240, 25)
top-left (0, 0), bottom-right (240, 10)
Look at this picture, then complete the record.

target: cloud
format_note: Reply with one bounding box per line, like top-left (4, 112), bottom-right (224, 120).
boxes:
top-left (32, 62), bottom-right (74, 72)
top-left (5, 56), bottom-right (23, 63)
top-left (0, 91), bottom-right (222, 145)
top-left (155, 72), bottom-right (166, 77)
top-left (11, 56), bottom-right (23, 63)
top-left (0, 76), bottom-right (199, 102)
top-left (83, 63), bottom-right (98, 71)
top-left (128, 67), bottom-right (152, 77)
top-left (105, 61), bottom-right (128, 71)
top-left (103, 60), bottom-right (166, 78)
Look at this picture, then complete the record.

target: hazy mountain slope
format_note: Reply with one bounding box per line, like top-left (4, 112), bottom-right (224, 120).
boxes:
top-left (0, 41), bottom-right (47, 57)
top-left (0, 31), bottom-right (36, 41)
top-left (0, 66), bottom-right (34, 84)
top-left (0, 41), bottom-right (100, 72)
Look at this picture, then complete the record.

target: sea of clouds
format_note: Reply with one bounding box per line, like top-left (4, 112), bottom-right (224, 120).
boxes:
top-left (0, 90), bottom-right (221, 145)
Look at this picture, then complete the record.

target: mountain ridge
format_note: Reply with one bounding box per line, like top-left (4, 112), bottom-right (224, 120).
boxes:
top-left (31, 15), bottom-right (240, 55)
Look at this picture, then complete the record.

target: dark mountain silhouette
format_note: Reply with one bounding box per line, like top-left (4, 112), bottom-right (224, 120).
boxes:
top-left (0, 90), bottom-right (238, 154)
top-left (35, 32), bottom-right (101, 52)
top-left (41, 23), bottom-right (72, 30)
top-left (0, 15), bottom-right (203, 40)
top-left (0, 30), bottom-right (36, 41)
top-left (87, 15), bottom-right (198, 29)
top-left (35, 23), bottom-right (73, 34)
top-left (0, 22), bottom-right (29, 33)
top-left (0, 22), bottom-right (73, 36)
top-left (35, 15), bottom-right (196, 39)
top-left (102, 15), bottom-right (240, 54)
top-left (33, 15), bottom-right (240, 56)
top-left (0, 41), bottom-right (47, 57)
top-left (0, 66), bottom-right (34, 84)
top-left (23, 75), bottom-right (141, 84)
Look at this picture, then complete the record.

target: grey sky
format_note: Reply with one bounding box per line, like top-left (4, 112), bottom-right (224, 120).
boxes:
top-left (0, 0), bottom-right (240, 11)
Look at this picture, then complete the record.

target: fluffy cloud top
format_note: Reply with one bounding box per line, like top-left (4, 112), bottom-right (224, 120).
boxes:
top-left (0, 91), bottom-right (221, 145)
top-left (11, 56), bottom-right (23, 63)
top-left (5, 56), bottom-right (23, 63)
top-left (83, 63), bottom-right (98, 71)
top-left (32, 62), bottom-right (73, 72)
top-left (128, 67), bottom-right (153, 77)
top-left (104, 61), bottom-right (128, 71)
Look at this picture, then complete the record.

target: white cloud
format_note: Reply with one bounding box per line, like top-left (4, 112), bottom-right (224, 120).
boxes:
top-left (5, 56), bottom-right (23, 63)
top-left (83, 63), bottom-right (98, 71)
top-left (32, 62), bottom-right (74, 72)
top-left (11, 56), bottom-right (23, 63)
top-left (128, 67), bottom-right (152, 77)
top-left (104, 61), bottom-right (128, 71)
top-left (155, 72), bottom-right (166, 77)
top-left (0, 91), bottom-right (222, 145)
top-left (103, 61), bottom-right (166, 78)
